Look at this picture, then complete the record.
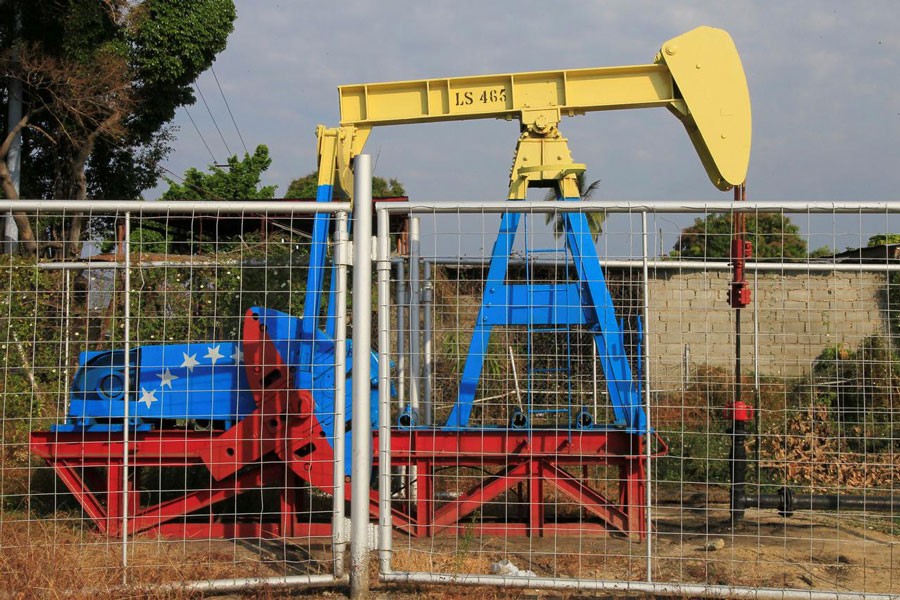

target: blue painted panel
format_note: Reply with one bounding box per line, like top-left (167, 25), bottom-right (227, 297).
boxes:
top-left (59, 342), bottom-right (257, 431)
top-left (56, 307), bottom-right (384, 456)
top-left (482, 284), bottom-right (587, 326)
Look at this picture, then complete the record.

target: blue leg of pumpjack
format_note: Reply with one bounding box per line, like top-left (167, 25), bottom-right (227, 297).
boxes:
top-left (446, 211), bottom-right (521, 429)
top-left (444, 202), bottom-right (646, 433)
top-left (561, 206), bottom-right (646, 432)
top-left (298, 183), bottom-right (333, 389)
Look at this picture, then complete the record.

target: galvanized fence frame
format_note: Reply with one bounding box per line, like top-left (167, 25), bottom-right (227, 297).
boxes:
top-left (5, 193), bottom-right (900, 598)
top-left (0, 198), bottom-right (353, 595)
top-left (374, 199), bottom-right (900, 600)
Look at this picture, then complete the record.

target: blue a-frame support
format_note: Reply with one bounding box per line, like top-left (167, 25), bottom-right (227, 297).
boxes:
top-left (446, 201), bottom-right (647, 433)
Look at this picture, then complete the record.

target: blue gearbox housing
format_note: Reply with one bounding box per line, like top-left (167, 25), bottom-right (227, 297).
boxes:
top-left (54, 307), bottom-right (381, 476)
top-left (58, 341), bottom-right (257, 432)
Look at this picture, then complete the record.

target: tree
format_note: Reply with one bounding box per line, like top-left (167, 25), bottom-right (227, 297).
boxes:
top-left (136, 147), bottom-right (306, 343)
top-left (868, 233), bottom-right (900, 247)
top-left (0, 0), bottom-right (236, 256)
top-left (162, 145), bottom-right (276, 201)
top-left (809, 245), bottom-right (834, 258)
top-left (671, 213), bottom-right (808, 259)
top-left (148, 144), bottom-right (276, 252)
top-left (543, 171), bottom-right (604, 241)
top-left (285, 171), bottom-right (406, 199)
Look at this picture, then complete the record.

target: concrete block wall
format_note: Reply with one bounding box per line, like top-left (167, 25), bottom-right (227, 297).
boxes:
top-left (645, 269), bottom-right (888, 388)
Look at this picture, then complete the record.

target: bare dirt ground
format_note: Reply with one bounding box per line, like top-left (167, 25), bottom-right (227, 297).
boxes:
top-left (3, 502), bottom-right (898, 599)
top-left (380, 504), bottom-right (900, 597)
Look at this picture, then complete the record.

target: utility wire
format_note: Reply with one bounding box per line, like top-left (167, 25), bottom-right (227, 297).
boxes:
top-left (183, 105), bottom-right (218, 166)
top-left (98, 75), bottom-right (246, 200)
top-left (194, 82), bottom-right (233, 159)
top-left (211, 66), bottom-right (249, 156)
top-left (157, 163), bottom-right (225, 201)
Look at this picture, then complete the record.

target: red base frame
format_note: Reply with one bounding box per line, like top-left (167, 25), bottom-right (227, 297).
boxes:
top-left (30, 427), bottom-right (649, 540)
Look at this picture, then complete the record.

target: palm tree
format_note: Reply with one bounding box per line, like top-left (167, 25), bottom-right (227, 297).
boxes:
top-left (543, 172), bottom-right (604, 241)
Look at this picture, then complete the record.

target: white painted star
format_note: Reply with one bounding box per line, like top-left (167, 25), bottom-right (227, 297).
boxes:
top-left (139, 387), bottom-right (157, 409)
top-left (156, 368), bottom-right (179, 389)
top-left (181, 352), bottom-right (200, 372)
top-left (230, 347), bottom-right (243, 363)
top-left (204, 344), bottom-right (225, 364)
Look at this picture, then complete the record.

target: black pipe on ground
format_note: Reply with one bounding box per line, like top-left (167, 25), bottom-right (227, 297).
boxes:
top-left (743, 487), bottom-right (900, 517)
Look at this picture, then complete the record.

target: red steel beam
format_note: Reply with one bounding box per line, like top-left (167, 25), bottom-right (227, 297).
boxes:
top-left (542, 461), bottom-right (630, 533)
top-left (432, 462), bottom-right (530, 534)
top-left (31, 428), bottom-right (647, 539)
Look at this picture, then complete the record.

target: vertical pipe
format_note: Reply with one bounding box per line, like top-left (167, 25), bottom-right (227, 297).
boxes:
top-left (591, 342), bottom-right (598, 423)
top-left (376, 208), bottom-right (393, 575)
top-left (640, 211), bottom-right (653, 581)
top-left (732, 317), bottom-right (747, 523)
top-left (395, 259), bottom-right (408, 498)
top-left (349, 155), bottom-right (373, 600)
top-left (753, 265), bottom-right (761, 470)
top-left (62, 270), bottom-right (72, 417)
top-left (730, 184), bottom-right (748, 523)
top-left (408, 218), bottom-right (421, 418)
top-left (121, 212), bottom-right (131, 583)
top-left (422, 260), bottom-right (433, 425)
top-left (332, 211), bottom-right (349, 578)
top-left (407, 219), bottom-right (420, 500)
top-left (396, 260), bottom-right (407, 410)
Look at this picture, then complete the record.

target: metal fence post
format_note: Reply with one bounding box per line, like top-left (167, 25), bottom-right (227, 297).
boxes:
top-left (408, 217), bottom-right (421, 419)
top-left (332, 211), bottom-right (349, 578)
top-left (396, 259), bottom-right (406, 410)
top-left (349, 155), bottom-right (373, 599)
top-left (121, 211), bottom-right (131, 584)
top-left (376, 207), bottom-right (393, 575)
top-left (641, 210), bottom-right (653, 582)
top-left (422, 260), bottom-right (433, 425)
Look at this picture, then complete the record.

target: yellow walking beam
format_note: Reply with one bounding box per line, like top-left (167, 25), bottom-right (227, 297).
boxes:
top-left (321, 26), bottom-right (750, 196)
top-left (339, 63), bottom-right (675, 128)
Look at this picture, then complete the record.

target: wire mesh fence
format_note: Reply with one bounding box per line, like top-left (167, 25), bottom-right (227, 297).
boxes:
top-left (0, 202), bottom-right (351, 596)
top-left (376, 200), bottom-right (900, 598)
top-left (3, 198), bottom-right (900, 598)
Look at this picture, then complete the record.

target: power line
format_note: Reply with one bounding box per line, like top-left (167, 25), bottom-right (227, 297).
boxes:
top-left (183, 105), bottom-right (218, 165)
top-left (211, 66), bottom-right (249, 156)
top-left (194, 82), bottom-right (233, 158)
top-left (157, 163), bottom-right (225, 200)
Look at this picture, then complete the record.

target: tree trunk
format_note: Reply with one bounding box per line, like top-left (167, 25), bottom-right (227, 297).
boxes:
top-left (0, 116), bottom-right (38, 254)
top-left (64, 111), bottom-right (122, 259)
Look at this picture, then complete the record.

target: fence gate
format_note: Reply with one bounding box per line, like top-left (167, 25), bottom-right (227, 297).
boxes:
top-left (375, 199), bottom-right (900, 600)
top-left (2, 201), bottom-right (351, 595)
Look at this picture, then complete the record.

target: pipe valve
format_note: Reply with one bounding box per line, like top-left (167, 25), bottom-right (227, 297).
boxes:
top-left (723, 400), bottom-right (754, 422)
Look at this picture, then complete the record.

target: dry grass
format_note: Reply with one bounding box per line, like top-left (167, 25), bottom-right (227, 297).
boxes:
top-left (760, 405), bottom-right (900, 492)
top-left (391, 546), bottom-right (492, 577)
top-left (0, 512), bottom-right (296, 599)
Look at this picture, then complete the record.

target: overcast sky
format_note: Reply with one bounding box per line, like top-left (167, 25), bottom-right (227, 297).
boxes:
top-left (153, 1), bottom-right (900, 254)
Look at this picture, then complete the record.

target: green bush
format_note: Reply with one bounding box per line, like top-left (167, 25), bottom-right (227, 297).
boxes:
top-left (810, 336), bottom-right (900, 453)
